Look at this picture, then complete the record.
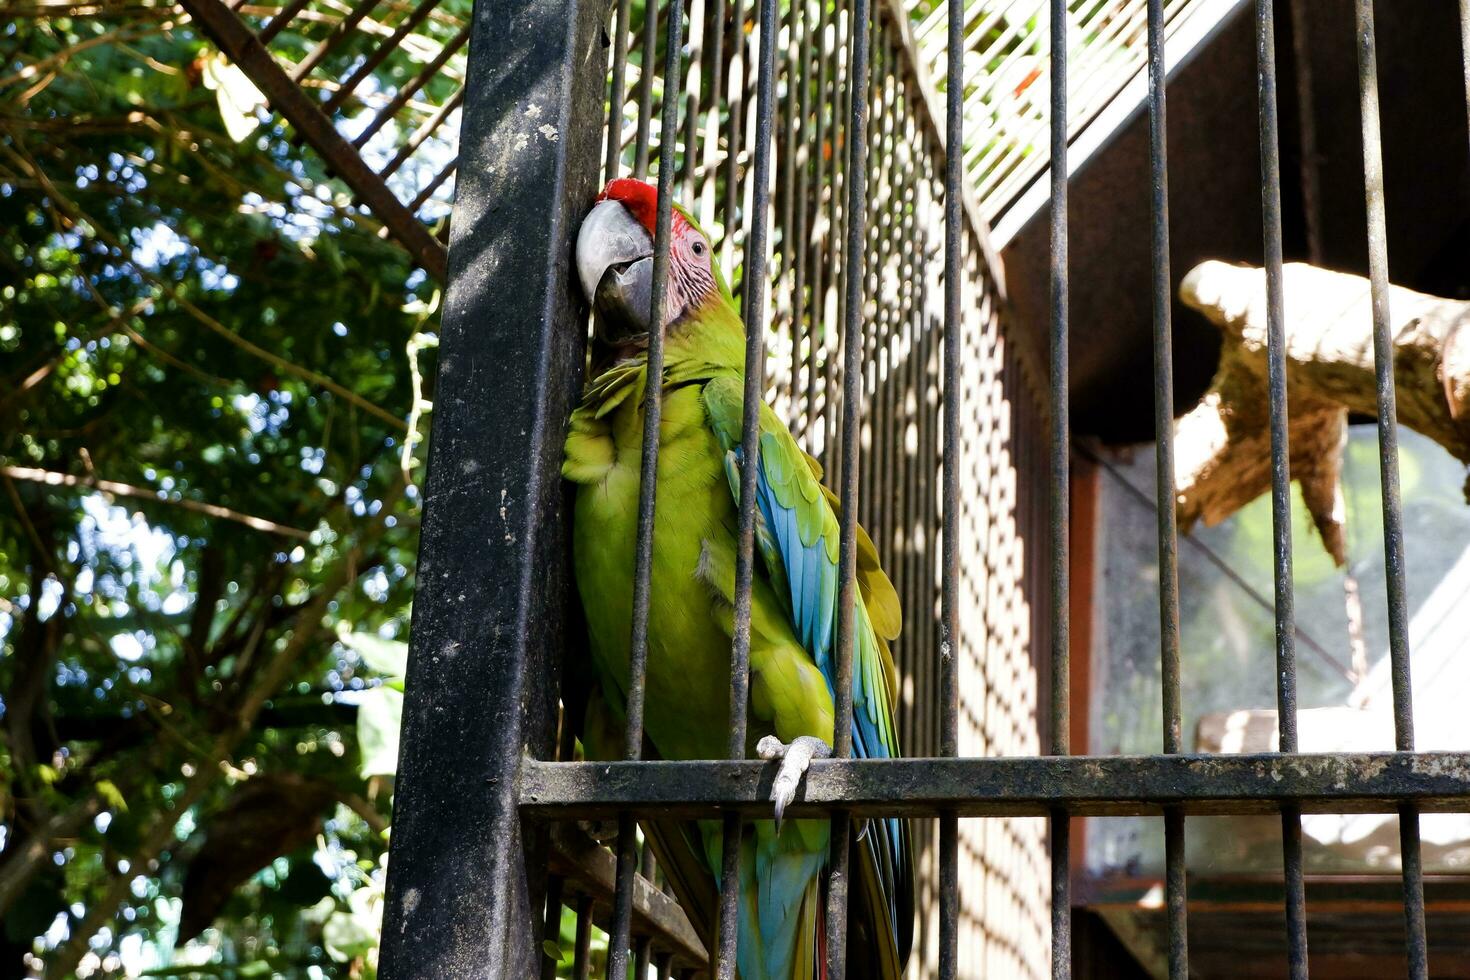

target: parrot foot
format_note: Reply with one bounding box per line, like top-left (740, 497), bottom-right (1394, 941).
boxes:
top-left (756, 734), bottom-right (831, 827)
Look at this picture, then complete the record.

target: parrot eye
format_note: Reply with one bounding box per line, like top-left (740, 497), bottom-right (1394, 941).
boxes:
top-left (691, 240), bottom-right (705, 256)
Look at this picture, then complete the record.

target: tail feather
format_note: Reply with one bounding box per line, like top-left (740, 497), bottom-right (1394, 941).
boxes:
top-left (737, 822), bottom-right (826, 980)
top-left (816, 896), bottom-right (827, 980)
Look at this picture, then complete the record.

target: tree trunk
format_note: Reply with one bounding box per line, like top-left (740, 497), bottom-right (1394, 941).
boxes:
top-left (1174, 261), bottom-right (1470, 564)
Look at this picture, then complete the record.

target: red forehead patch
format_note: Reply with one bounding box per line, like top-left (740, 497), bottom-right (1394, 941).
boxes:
top-left (599, 177), bottom-right (687, 236)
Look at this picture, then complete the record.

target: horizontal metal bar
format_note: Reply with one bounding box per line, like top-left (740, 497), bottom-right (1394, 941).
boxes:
top-left (521, 753), bottom-right (1470, 819)
top-left (546, 825), bottom-right (709, 970)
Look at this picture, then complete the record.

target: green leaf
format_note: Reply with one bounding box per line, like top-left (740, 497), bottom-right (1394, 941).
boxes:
top-left (201, 53), bottom-right (266, 143)
top-left (357, 686), bottom-right (404, 778)
top-left (341, 631), bottom-right (409, 679)
top-left (96, 778), bottom-right (128, 812)
top-left (322, 909), bottom-right (377, 964)
top-left (323, 884), bottom-right (383, 964)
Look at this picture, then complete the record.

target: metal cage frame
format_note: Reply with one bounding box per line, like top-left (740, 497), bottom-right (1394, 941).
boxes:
top-left (377, 0), bottom-right (1470, 977)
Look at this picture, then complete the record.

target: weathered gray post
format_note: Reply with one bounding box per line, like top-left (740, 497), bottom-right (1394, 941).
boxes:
top-left (378, 0), bottom-right (608, 974)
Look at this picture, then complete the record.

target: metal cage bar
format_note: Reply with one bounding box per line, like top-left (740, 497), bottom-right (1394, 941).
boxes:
top-left (710, 0), bottom-right (781, 971)
top-left (938, 0), bottom-right (965, 972)
top-left (603, 0), bottom-right (685, 972)
top-left (1254, 2), bottom-right (1310, 975)
top-left (1145, 0), bottom-right (1188, 975)
top-left (1047, 0), bottom-right (1071, 976)
top-left (825, 0), bottom-right (873, 970)
top-left (1352, 2), bottom-right (1429, 975)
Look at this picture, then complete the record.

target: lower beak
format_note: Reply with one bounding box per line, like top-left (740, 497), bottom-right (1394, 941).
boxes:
top-left (576, 200), bottom-right (654, 341)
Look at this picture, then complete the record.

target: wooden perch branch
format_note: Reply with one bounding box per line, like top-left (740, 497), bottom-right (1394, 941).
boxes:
top-left (1175, 261), bottom-right (1470, 564)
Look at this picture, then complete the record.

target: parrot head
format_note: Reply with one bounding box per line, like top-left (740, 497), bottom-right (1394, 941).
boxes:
top-left (576, 178), bottom-right (731, 352)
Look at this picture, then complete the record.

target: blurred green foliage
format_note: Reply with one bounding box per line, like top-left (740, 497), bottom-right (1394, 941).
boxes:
top-left (0, 6), bottom-right (455, 975)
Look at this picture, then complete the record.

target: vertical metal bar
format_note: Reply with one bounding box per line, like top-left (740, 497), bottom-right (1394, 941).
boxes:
top-left (1047, 0), bottom-right (1070, 762)
top-left (826, 811), bottom-right (854, 978)
top-left (825, 0), bottom-right (868, 970)
top-left (877, 36), bottom-right (898, 562)
top-left (782, 9), bottom-right (805, 426)
top-left (1353, 0), bottom-right (1414, 761)
top-left (833, 0), bottom-right (869, 772)
top-left (713, 0), bottom-right (780, 970)
top-left (376, 0), bottom-right (604, 972)
top-left (697, 0), bottom-right (727, 223)
top-left (634, 936), bottom-right (653, 979)
top-left (732, 0), bottom-right (782, 758)
top-left (861, 25), bottom-right (883, 547)
top-left (641, 837), bottom-right (659, 891)
top-left (633, 0), bottom-right (660, 178)
top-left (1256, 2), bottom-right (1308, 975)
top-left (541, 877), bottom-right (566, 980)
top-left (1399, 807), bottom-right (1430, 978)
top-left (714, 812), bottom-right (742, 979)
top-left (1287, 0), bottom-right (1324, 265)
top-left (680, 0), bottom-right (706, 201)
top-left (791, 0), bottom-right (814, 441)
top-left (1146, 0), bottom-right (1188, 974)
top-left (833, 0), bottom-right (851, 475)
top-left (605, 0), bottom-right (634, 180)
top-left (1281, 808), bottom-right (1308, 978)
top-left (810, 0), bottom-right (832, 458)
top-left (919, 271), bottom-right (939, 758)
top-left (606, 2), bottom-right (685, 973)
top-left (1147, 0), bottom-right (1180, 767)
top-left (721, 0), bottom-right (748, 275)
top-left (938, 0), bottom-right (964, 968)
top-left (1048, 0), bottom-right (1071, 976)
top-left (1164, 811), bottom-right (1188, 975)
top-left (1256, 0), bottom-right (1295, 754)
top-left (608, 817), bottom-right (641, 977)
top-left (1462, 0), bottom-right (1470, 165)
top-left (573, 894), bottom-right (594, 980)
top-left (655, 952), bottom-right (673, 980)
top-left (1353, 3), bottom-right (1428, 975)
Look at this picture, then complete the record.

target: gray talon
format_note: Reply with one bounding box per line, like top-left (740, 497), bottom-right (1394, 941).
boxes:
top-left (757, 735), bottom-right (832, 826)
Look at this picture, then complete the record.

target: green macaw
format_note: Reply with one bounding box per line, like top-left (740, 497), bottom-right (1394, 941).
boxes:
top-left (563, 177), bottom-right (912, 980)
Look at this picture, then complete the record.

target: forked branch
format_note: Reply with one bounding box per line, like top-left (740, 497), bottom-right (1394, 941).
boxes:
top-left (1174, 261), bottom-right (1470, 564)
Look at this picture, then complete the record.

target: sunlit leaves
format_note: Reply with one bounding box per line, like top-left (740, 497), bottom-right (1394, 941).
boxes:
top-left (1, 7), bottom-right (435, 973)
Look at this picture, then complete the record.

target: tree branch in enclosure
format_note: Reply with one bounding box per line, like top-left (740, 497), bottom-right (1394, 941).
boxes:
top-left (1174, 261), bottom-right (1470, 564)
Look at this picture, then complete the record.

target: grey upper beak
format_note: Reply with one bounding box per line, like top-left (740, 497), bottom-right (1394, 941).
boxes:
top-left (576, 199), bottom-right (653, 304)
top-left (576, 199), bottom-right (657, 342)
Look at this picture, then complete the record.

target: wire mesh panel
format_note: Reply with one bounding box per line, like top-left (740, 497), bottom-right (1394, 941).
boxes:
top-left (379, 0), bottom-right (1470, 978)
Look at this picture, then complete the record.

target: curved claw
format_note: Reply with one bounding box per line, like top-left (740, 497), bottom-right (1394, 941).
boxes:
top-left (757, 735), bottom-right (832, 828)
